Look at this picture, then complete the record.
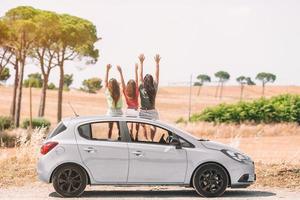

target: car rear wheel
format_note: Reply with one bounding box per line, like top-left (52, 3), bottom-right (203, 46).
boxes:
top-left (52, 164), bottom-right (87, 197)
top-left (193, 163), bottom-right (228, 197)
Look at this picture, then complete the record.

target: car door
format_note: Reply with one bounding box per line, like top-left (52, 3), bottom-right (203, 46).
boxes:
top-left (126, 121), bottom-right (187, 183)
top-left (76, 121), bottom-right (129, 183)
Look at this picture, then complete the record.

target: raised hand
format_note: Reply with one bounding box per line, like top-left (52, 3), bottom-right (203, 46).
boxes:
top-left (106, 64), bottom-right (112, 71)
top-left (154, 54), bottom-right (161, 64)
top-left (138, 54), bottom-right (145, 63)
top-left (117, 65), bottom-right (122, 73)
top-left (135, 63), bottom-right (138, 71)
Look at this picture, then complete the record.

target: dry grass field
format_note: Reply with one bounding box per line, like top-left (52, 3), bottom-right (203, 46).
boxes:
top-left (1, 85), bottom-right (300, 123)
top-left (0, 85), bottom-right (300, 188)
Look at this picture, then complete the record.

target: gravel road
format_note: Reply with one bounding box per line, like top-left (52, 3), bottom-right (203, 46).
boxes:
top-left (0, 182), bottom-right (299, 200)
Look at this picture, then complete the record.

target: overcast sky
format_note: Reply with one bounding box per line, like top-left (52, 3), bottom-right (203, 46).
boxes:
top-left (1, 0), bottom-right (300, 87)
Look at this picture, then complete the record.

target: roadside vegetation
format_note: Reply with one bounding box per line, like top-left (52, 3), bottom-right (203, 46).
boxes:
top-left (190, 94), bottom-right (300, 124)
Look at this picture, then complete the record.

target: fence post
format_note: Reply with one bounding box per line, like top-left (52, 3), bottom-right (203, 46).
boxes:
top-left (29, 86), bottom-right (32, 130)
top-left (188, 74), bottom-right (192, 121)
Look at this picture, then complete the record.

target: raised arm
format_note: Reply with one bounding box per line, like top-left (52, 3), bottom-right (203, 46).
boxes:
top-left (135, 63), bottom-right (138, 87)
top-left (154, 54), bottom-right (161, 85)
top-left (117, 65), bottom-right (126, 91)
top-left (104, 64), bottom-right (112, 88)
top-left (138, 54), bottom-right (145, 85)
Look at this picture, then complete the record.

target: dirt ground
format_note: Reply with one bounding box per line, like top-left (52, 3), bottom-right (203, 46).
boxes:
top-left (0, 183), bottom-right (300, 200)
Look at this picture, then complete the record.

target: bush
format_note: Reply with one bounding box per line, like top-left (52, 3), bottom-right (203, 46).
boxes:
top-left (21, 118), bottom-right (51, 129)
top-left (0, 116), bottom-right (13, 131)
top-left (23, 73), bottom-right (43, 88)
top-left (81, 77), bottom-right (102, 93)
top-left (0, 133), bottom-right (17, 147)
top-left (175, 117), bottom-right (187, 124)
top-left (47, 83), bottom-right (56, 90)
top-left (191, 94), bottom-right (300, 124)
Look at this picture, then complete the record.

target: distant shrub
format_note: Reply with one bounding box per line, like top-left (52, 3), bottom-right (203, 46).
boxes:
top-left (23, 73), bottom-right (43, 88)
top-left (21, 118), bottom-right (51, 129)
top-left (47, 83), bottom-right (56, 90)
top-left (0, 132), bottom-right (17, 147)
top-left (0, 116), bottom-right (13, 131)
top-left (81, 78), bottom-right (102, 93)
top-left (191, 94), bottom-right (300, 124)
top-left (175, 117), bottom-right (187, 124)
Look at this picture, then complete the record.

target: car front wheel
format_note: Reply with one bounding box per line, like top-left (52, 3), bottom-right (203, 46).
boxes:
top-left (193, 163), bottom-right (228, 197)
top-left (52, 164), bottom-right (87, 197)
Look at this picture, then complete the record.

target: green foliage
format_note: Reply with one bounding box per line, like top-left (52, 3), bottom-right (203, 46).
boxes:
top-left (0, 67), bottom-right (10, 82)
top-left (21, 117), bottom-right (51, 129)
top-left (256, 72), bottom-right (276, 85)
top-left (0, 116), bottom-right (13, 131)
top-left (191, 94), bottom-right (300, 124)
top-left (47, 82), bottom-right (56, 90)
top-left (215, 71), bottom-right (230, 82)
top-left (175, 117), bottom-right (187, 124)
top-left (64, 74), bottom-right (73, 88)
top-left (23, 73), bottom-right (42, 88)
top-left (194, 82), bottom-right (202, 86)
top-left (236, 76), bottom-right (255, 85)
top-left (81, 77), bottom-right (102, 93)
top-left (0, 132), bottom-right (17, 147)
top-left (195, 74), bottom-right (211, 86)
top-left (245, 77), bottom-right (255, 85)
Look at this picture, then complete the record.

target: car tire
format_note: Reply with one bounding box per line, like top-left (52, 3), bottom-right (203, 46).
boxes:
top-left (193, 163), bottom-right (228, 197)
top-left (52, 164), bottom-right (87, 197)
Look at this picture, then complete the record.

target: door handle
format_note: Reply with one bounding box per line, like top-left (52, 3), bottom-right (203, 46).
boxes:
top-left (83, 147), bottom-right (97, 153)
top-left (132, 151), bottom-right (143, 156)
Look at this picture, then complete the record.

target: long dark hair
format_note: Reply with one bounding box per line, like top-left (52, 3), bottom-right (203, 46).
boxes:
top-left (126, 79), bottom-right (137, 99)
top-left (108, 78), bottom-right (120, 107)
top-left (143, 74), bottom-right (156, 106)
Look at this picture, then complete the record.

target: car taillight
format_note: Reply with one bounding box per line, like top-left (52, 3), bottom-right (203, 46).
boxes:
top-left (40, 142), bottom-right (58, 155)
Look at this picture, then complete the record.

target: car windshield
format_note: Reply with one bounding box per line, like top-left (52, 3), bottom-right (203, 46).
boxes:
top-left (171, 126), bottom-right (204, 141)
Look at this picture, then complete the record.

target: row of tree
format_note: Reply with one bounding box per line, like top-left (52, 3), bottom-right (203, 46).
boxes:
top-left (0, 6), bottom-right (99, 126)
top-left (20, 72), bottom-right (102, 93)
top-left (194, 71), bottom-right (276, 100)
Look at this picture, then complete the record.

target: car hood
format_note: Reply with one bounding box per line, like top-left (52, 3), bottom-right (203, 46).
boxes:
top-left (200, 140), bottom-right (242, 153)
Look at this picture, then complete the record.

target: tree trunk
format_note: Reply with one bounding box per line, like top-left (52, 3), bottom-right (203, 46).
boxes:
top-left (215, 83), bottom-right (219, 98)
top-left (219, 82), bottom-right (224, 100)
top-left (38, 74), bottom-right (48, 117)
top-left (57, 65), bottom-right (64, 123)
top-left (262, 83), bottom-right (265, 97)
top-left (240, 84), bottom-right (244, 101)
top-left (197, 86), bottom-right (202, 96)
top-left (14, 59), bottom-right (25, 127)
top-left (10, 61), bottom-right (19, 121)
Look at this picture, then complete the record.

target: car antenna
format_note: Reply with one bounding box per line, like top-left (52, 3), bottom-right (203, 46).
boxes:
top-left (68, 102), bottom-right (79, 117)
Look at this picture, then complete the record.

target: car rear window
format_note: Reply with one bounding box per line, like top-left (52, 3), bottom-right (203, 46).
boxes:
top-left (78, 124), bottom-right (91, 139)
top-left (47, 123), bottom-right (67, 139)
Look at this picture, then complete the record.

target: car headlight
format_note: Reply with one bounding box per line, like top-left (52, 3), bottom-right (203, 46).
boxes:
top-left (221, 149), bottom-right (251, 163)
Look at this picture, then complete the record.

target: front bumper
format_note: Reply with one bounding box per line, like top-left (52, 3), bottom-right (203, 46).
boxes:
top-left (230, 161), bottom-right (256, 188)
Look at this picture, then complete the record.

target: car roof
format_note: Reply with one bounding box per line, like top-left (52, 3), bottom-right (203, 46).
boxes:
top-left (61, 115), bottom-right (172, 128)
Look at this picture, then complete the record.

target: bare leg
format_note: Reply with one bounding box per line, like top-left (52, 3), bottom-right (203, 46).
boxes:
top-left (141, 124), bottom-right (148, 140)
top-left (150, 126), bottom-right (156, 141)
top-left (129, 123), bottom-right (134, 140)
top-left (135, 123), bottom-right (140, 141)
top-left (108, 122), bottom-right (113, 139)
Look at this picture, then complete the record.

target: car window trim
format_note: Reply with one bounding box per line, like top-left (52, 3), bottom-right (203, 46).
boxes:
top-left (77, 120), bottom-right (128, 143)
top-left (125, 121), bottom-right (180, 146)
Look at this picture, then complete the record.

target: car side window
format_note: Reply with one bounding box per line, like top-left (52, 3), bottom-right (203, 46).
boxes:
top-left (126, 122), bottom-right (176, 145)
top-left (78, 121), bottom-right (121, 141)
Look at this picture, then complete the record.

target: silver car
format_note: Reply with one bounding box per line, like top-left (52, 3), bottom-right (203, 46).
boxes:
top-left (37, 116), bottom-right (255, 198)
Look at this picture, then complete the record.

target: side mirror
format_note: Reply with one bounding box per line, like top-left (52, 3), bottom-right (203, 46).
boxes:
top-left (171, 138), bottom-right (182, 149)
